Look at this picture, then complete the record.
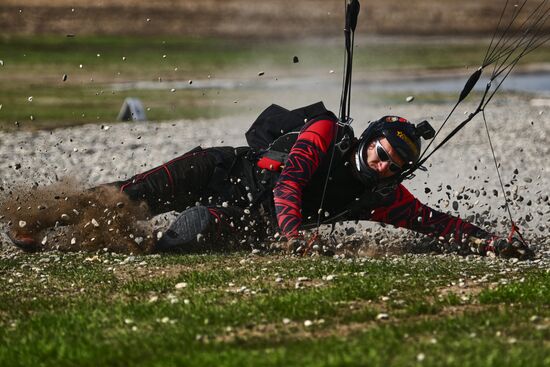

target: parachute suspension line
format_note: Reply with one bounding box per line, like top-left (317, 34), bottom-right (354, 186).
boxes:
top-left (316, 0), bottom-right (361, 230)
top-left (339, 0), bottom-right (360, 123)
top-left (481, 110), bottom-right (527, 244)
top-left (481, 110), bottom-right (514, 225)
top-left (485, 0), bottom-right (549, 69)
top-left (415, 0), bottom-right (550, 168)
top-left (482, 0), bottom-right (511, 65)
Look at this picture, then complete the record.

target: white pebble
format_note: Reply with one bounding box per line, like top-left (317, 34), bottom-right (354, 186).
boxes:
top-left (175, 282), bottom-right (188, 289)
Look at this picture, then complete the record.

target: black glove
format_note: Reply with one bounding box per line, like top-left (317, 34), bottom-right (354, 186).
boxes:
top-left (491, 236), bottom-right (535, 260)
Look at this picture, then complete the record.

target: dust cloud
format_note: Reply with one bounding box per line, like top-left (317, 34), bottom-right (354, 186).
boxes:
top-left (0, 178), bottom-right (155, 253)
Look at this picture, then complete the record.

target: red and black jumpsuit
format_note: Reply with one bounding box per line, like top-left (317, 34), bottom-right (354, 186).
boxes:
top-left (109, 118), bottom-right (492, 247)
top-left (272, 118), bottom-right (492, 241)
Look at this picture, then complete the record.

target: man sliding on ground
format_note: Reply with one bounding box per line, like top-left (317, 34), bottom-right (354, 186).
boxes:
top-left (5, 104), bottom-right (534, 259)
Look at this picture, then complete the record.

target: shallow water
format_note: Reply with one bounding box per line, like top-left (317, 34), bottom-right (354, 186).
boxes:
top-left (112, 71), bottom-right (550, 95)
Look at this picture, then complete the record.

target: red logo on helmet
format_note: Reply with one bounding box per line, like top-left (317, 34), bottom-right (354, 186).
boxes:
top-left (385, 116), bottom-right (409, 123)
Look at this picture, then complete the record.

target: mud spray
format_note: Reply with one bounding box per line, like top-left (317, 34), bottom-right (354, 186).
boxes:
top-left (0, 178), bottom-right (155, 253)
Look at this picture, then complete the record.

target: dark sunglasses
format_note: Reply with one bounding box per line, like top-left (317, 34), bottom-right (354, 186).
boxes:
top-left (375, 140), bottom-right (402, 173)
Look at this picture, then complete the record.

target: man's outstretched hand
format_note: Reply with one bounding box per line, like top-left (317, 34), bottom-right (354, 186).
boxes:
top-left (491, 236), bottom-right (535, 260)
top-left (471, 235), bottom-right (535, 260)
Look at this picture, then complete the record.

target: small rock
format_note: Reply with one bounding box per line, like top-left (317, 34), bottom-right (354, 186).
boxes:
top-left (304, 320), bottom-right (313, 327)
top-left (376, 313), bottom-right (389, 320)
top-left (406, 96), bottom-right (415, 103)
top-left (293, 56), bottom-right (299, 63)
top-left (18, 220), bottom-right (26, 228)
top-left (530, 315), bottom-right (541, 323)
top-left (175, 282), bottom-right (187, 289)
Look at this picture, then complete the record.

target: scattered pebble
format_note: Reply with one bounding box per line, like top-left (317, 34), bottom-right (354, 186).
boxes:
top-left (175, 282), bottom-right (187, 289)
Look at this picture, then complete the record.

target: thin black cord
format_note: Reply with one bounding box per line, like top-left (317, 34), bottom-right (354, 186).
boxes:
top-left (482, 110), bottom-right (515, 225)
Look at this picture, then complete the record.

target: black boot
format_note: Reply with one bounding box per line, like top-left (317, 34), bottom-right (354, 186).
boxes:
top-left (155, 206), bottom-right (213, 251)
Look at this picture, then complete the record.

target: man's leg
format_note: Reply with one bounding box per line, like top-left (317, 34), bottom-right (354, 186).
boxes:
top-left (108, 147), bottom-right (219, 215)
top-left (6, 147), bottom-right (219, 251)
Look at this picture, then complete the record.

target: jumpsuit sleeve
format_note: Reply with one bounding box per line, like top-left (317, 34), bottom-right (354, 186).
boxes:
top-left (361, 184), bottom-right (493, 241)
top-left (273, 119), bottom-right (336, 238)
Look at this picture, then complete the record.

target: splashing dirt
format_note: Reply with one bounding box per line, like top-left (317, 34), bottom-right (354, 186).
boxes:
top-left (0, 178), bottom-right (155, 253)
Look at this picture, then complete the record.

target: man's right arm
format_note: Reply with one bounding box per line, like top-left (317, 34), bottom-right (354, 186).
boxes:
top-left (273, 118), bottom-right (336, 238)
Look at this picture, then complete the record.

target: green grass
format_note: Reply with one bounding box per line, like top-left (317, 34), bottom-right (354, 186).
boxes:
top-left (1, 35), bottom-right (549, 129)
top-left (0, 252), bottom-right (548, 366)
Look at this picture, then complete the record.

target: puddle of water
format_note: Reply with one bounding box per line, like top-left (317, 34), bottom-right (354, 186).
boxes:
top-left (111, 72), bottom-right (550, 95)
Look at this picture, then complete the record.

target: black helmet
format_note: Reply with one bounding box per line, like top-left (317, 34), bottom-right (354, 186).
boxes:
top-left (354, 116), bottom-right (434, 186)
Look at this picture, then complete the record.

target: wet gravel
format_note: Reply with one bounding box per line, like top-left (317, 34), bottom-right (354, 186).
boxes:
top-left (0, 94), bottom-right (548, 262)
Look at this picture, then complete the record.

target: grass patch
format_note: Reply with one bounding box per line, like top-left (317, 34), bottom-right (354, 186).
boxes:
top-left (1, 252), bottom-right (547, 366)
top-left (2, 35), bottom-right (548, 129)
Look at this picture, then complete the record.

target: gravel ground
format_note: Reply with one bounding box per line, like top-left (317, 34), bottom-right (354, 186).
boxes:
top-left (0, 94), bottom-right (548, 263)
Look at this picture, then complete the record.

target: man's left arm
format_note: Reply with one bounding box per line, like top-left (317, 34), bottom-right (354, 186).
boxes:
top-left (364, 184), bottom-right (493, 241)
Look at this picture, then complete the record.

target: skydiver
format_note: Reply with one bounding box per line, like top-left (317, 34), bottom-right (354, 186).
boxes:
top-left (5, 104), bottom-right (534, 259)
